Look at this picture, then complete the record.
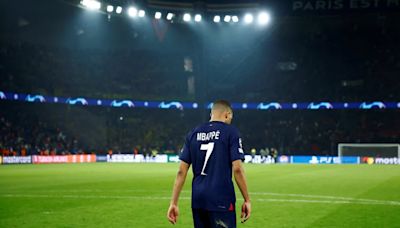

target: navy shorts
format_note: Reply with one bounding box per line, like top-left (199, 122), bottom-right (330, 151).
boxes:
top-left (192, 208), bottom-right (236, 228)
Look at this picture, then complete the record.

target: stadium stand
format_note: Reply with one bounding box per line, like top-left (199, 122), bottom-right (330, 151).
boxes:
top-left (0, 0), bottom-right (398, 157)
top-left (1, 102), bottom-right (398, 156)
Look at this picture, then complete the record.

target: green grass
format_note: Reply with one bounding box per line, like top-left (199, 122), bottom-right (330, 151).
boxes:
top-left (0, 163), bottom-right (399, 227)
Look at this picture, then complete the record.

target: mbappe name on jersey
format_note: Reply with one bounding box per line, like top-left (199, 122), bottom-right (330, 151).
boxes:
top-left (196, 131), bottom-right (220, 141)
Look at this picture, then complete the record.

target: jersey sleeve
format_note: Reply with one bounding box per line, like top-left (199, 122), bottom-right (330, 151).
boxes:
top-left (179, 133), bottom-right (192, 164)
top-left (229, 127), bottom-right (245, 162)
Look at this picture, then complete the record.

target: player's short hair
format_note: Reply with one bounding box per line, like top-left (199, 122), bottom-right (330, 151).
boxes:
top-left (212, 100), bottom-right (232, 113)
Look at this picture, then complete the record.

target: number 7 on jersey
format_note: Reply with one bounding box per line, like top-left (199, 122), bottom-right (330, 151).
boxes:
top-left (200, 142), bottom-right (215, 176)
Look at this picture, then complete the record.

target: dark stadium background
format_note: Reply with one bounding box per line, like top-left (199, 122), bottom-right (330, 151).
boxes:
top-left (0, 0), bottom-right (399, 157)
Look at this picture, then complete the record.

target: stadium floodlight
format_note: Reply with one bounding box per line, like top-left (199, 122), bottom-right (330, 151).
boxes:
top-left (138, 10), bottom-right (145, 17)
top-left (80, 0), bottom-right (101, 10)
top-left (106, 5), bottom-right (114, 13)
top-left (166, 13), bottom-right (174, 20)
top-left (128, 7), bottom-right (138, 17)
top-left (244, 13), bottom-right (253, 24)
top-left (232, 15), bottom-right (239, 23)
top-left (258, 11), bottom-right (271, 25)
top-left (213, 15), bottom-right (221, 23)
top-left (183, 13), bottom-right (191, 22)
top-left (224, 15), bottom-right (231, 22)
top-left (194, 14), bottom-right (202, 22)
top-left (116, 6), bottom-right (122, 14)
top-left (155, 12), bottom-right (162, 19)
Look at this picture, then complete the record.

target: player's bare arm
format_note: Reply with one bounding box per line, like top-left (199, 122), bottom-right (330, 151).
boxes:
top-left (167, 161), bottom-right (190, 225)
top-left (232, 159), bottom-right (251, 223)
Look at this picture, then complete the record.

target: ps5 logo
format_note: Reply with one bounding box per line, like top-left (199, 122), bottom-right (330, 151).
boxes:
top-left (66, 98), bottom-right (88, 105)
top-left (25, 94), bottom-right (45, 103)
top-left (309, 156), bottom-right (319, 164)
top-left (257, 102), bottom-right (282, 110)
top-left (359, 102), bottom-right (386, 109)
top-left (0, 91), bottom-right (6, 100)
top-left (307, 102), bottom-right (333, 109)
top-left (159, 102), bottom-right (183, 110)
top-left (111, 100), bottom-right (135, 108)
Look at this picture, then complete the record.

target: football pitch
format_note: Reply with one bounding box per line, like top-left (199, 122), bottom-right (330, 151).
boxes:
top-left (0, 163), bottom-right (399, 228)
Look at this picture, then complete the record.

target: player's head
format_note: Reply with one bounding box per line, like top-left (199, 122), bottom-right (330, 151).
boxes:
top-left (210, 100), bottom-right (233, 124)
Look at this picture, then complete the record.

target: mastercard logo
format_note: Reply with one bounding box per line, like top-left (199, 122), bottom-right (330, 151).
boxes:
top-left (362, 157), bottom-right (375, 165)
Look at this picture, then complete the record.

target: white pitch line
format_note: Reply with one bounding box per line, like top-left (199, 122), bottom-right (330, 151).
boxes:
top-left (0, 194), bottom-right (191, 201)
top-left (256, 198), bottom-right (400, 206)
top-left (250, 192), bottom-right (400, 204)
top-left (1, 194), bottom-right (399, 206)
top-left (3, 189), bottom-right (397, 205)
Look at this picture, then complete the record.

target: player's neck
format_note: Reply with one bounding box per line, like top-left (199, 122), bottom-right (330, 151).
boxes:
top-left (209, 118), bottom-right (226, 123)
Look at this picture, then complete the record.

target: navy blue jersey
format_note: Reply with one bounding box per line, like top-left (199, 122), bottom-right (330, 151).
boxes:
top-left (180, 121), bottom-right (245, 211)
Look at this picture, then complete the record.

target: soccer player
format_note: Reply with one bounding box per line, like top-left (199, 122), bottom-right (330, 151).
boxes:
top-left (167, 100), bottom-right (251, 227)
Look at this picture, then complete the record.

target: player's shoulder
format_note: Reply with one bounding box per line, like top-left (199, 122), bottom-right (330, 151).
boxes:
top-left (226, 124), bottom-right (241, 137)
top-left (209, 121), bottom-right (240, 137)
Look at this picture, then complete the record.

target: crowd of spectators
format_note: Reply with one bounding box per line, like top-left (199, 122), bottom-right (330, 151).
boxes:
top-left (0, 103), bottom-right (196, 157)
top-left (0, 111), bottom-right (80, 157)
top-left (0, 103), bottom-right (398, 157)
top-left (235, 110), bottom-right (399, 156)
